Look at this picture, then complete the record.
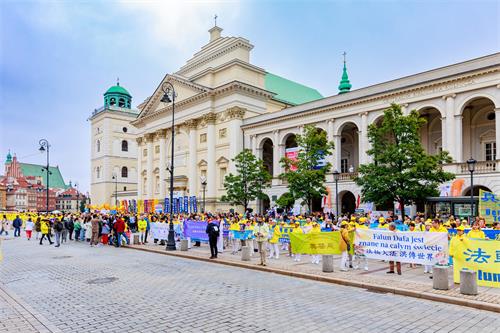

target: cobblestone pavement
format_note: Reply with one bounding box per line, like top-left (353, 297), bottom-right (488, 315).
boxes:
top-left (134, 240), bottom-right (500, 305)
top-left (1, 237), bottom-right (499, 333)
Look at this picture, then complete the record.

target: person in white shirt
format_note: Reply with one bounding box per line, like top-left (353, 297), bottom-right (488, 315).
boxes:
top-left (25, 218), bottom-right (34, 240)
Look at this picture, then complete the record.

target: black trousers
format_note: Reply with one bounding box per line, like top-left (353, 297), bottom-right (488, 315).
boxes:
top-left (40, 234), bottom-right (52, 245)
top-left (68, 229), bottom-right (74, 240)
top-left (209, 235), bottom-right (218, 257)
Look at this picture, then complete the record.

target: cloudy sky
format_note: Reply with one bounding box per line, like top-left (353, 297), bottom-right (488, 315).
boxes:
top-left (0, 0), bottom-right (498, 192)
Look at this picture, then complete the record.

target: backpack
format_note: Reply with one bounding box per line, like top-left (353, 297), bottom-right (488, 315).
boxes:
top-left (54, 222), bottom-right (63, 232)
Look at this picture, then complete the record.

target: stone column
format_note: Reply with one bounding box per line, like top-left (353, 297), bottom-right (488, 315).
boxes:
top-left (272, 130), bottom-right (281, 184)
top-left (333, 134), bottom-right (342, 172)
top-left (454, 114), bottom-right (463, 163)
top-left (444, 94), bottom-right (456, 160)
top-left (359, 112), bottom-right (368, 165)
top-left (327, 119), bottom-right (335, 166)
top-left (136, 137), bottom-right (143, 199)
top-left (158, 129), bottom-right (167, 199)
top-left (186, 119), bottom-right (198, 197)
top-left (441, 116), bottom-right (447, 154)
top-left (146, 133), bottom-right (154, 199)
top-left (401, 103), bottom-right (409, 115)
top-left (251, 135), bottom-right (257, 156)
top-left (496, 108), bottom-right (500, 160)
top-left (205, 113), bottom-right (217, 202)
top-left (227, 107), bottom-right (245, 174)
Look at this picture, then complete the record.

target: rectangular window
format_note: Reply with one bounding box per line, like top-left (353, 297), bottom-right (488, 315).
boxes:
top-left (155, 145), bottom-right (160, 154)
top-left (143, 148), bottom-right (147, 157)
top-left (200, 133), bottom-right (207, 143)
top-left (220, 167), bottom-right (227, 187)
top-left (341, 159), bottom-right (348, 173)
top-left (219, 128), bottom-right (227, 139)
top-left (485, 142), bottom-right (496, 161)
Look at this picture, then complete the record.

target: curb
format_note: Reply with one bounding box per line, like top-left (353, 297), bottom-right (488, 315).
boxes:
top-left (123, 245), bottom-right (500, 313)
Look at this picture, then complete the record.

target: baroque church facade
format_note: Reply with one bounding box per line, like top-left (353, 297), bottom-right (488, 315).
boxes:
top-left (90, 26), bottom-right (500, 216)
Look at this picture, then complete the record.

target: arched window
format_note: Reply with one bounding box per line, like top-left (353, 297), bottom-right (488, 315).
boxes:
top-left (118, 98), bottom-right (125, 107)
top-left (110, 97), bottom-right (116, 106)
top-left (96, 140), bottom-right (100, 152)
top-left (121, 166), bottom-right (128, 178)
top-left (121, 140), bottom-right (128, 152)
top-left (96, 167), bottom-right (100, 179)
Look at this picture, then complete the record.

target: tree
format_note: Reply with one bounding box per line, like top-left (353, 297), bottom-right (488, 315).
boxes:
top-left (276, 192), bottom-right (295, 211)
top-left (280, 125), bottom-right (334, 212)
top-left (355, 103), bottom-right (455, 218)
top-left (221, 149), bottom-right (271, 212)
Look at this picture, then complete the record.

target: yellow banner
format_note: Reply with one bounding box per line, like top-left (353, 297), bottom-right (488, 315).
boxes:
top-left (479, 190), bottom-right (500, 225)
top-left (290, 232), bottom-right (342, 255)
top-left (452, 238), bottom-right (500, 288)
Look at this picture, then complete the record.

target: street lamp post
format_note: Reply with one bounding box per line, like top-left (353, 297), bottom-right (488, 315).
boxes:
top-left (201, 176), bottom-right (207, 213)
top-left (161, 81), bottom-right (177, 251)
top-left (466, 158), bottom-right (477, 224)
top-left (333, 170), bottom-right (340, 220)
top-left (38, 139), bottom-right (51, 214)
top-left (75, 182), bottom-right (80, 213)
top-left (111, 173), bottom-right (118, 209)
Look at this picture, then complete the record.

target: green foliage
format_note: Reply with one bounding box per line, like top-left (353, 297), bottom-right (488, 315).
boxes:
top-left (280, 125), bottom-right (334, 212)
top-left (355, 103), bottom-right (455, 216)
top-left (275, 192), bottom-right (295, 210)
top-left (79, 199), bottom-right (86, 213)
top-left (221, 149), bottom-right (271, 211)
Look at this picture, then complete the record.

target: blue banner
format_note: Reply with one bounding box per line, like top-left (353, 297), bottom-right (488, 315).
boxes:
top-left (179, 197), bottom-right (184, 213)
top-left (183, 220), bottom-right (208, 242)
top-left (164, 198), bottom-right (170, 213)
top-left (184, 196), bottom-right (189, 213)
top-left (232, 230), bottom-right (254, 240)
top-left (191, 196), bottom-right (197, 213)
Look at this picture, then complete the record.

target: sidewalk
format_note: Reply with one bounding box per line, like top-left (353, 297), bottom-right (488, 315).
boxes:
top-left (125, 240), bottom-right (500, 313)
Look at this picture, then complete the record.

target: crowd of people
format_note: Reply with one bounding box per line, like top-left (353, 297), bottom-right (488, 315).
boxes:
top-left (1, 210), bottom-right (499, 275)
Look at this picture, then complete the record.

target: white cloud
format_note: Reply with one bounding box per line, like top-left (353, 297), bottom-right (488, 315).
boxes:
top-left (117, 0), bottom-right (243, 54)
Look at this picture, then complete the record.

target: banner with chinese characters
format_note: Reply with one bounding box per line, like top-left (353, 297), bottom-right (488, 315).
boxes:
top-left (289, 232), bottom-right (342, 255)
top-left (355, 229), bottom-right (448, 265)
top-left (479, 190), bottom-right (500, 225)
top-left (451, 238), bottom-right (500, 288)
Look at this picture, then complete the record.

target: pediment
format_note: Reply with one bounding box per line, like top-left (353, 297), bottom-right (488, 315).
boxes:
top-left (135, 74), bottom-right (211, 121)
top-left (216, 156), bottom-right (229, 164)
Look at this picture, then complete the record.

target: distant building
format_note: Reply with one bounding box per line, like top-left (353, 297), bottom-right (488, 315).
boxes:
top-left (56, 185), bottom-right (86, 213)
top-left (0, 151), bottom-right (71, 212)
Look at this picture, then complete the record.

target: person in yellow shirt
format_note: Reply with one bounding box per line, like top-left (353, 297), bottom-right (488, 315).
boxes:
top-left (268, 221), bottom-right (281, 260)
top-left (137, 218), bottom-right (147, 244)
top-left (430, 219), bottom-right (447, 233)
top-left (356, 217), bottom-right (368, 230)
top-left (449, 225), bottom-right (469, 259)
top-left (292, 221), bottom-right (303, 262)
top-left (467, 222), bottom-right (486, 239)
top-left (379, 217), bottom-right (389, 229)
top-left (310, 222), bottom-right (321, 264)
top-left (339, 221), bottom-right (350, 271)
top-left (229, 219), bottom-right (241, 255)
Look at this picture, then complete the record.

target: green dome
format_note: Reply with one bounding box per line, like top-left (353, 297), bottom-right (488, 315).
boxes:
top-left (5, 151), bottom-right (12, 163)
top-left (105, 84), bottom-right (131, 96)
top-left (103, 80), bottom-right (132, 109)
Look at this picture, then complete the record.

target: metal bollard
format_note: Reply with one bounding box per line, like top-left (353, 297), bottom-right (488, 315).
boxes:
top-left (133, 234), bottom-right (140, 245)
top-left (180, 239), bottom-right (188, 251)
top-left (460, 269), bottom-right (478, 295)
top-left (322, 255), bottom-right (334, 273)
top-left (241, 246), bottom-right (251, 261)
top-left (432, 265), bottom-right (449, 290)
